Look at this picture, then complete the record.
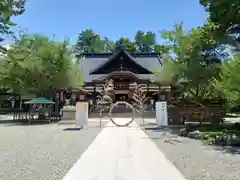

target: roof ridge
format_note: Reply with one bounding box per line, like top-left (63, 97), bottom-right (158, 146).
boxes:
top-left (89, 49), bottom-right (122, 74)
top-left (89, 49), bottom-right (152, 74)
top-left (78, 51), bottom-right (161, 58)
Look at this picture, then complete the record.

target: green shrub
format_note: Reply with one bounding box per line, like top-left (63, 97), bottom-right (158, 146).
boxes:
top-left (184, 123), bottom-right (240, 146)
top-left (232, 123), bottom-right (240, 131)
top-left (185, 123), bottom-right (240, 132)
top-left (200, 131), bottom-right (240, 146)
top-left (201, 131), bottom-right (223, 139)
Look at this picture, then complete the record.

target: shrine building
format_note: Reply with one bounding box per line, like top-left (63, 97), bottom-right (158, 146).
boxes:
top-left (76, 48), bottom-right (177, 113)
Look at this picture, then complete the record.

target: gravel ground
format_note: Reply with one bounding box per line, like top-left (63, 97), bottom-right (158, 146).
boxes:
top-left (0, 121), bottom-right (104, 180)
top-left (3, 117), bottom-right (240, 180)
top-left (144, 128), bottom-right (240, 180)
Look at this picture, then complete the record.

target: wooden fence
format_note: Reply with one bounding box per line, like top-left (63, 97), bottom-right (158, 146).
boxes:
top-left (168, 99), bottom-right (225, 125)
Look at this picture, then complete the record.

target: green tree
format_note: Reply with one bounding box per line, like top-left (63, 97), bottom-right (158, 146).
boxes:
top-left (200, 0), bottom-right (240, 38)
top-left (135, 30), bottom-right (156, 52)
top-left (74, 29), bottom-right (105, 54)
top-left (153, 54), bottom-right (183, 83)
top-left (154, 44), bottom-right (171, 54)
top-left (0, 33), bottom-right (83, 96)
top-left (74, 29), bottom-right (165, 53)
top-left (103, 36), bottom-right (115, 52)
top-left (214, 53), bottom-right (240, 108)
top-left (0, 0), bottom-right (26, 53)
top-left (154, 23), bottom-right (219, 101)
top-left (115, 37), bottom-right (137, 52)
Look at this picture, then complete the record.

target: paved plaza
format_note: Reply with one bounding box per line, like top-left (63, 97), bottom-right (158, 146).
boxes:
top-left (62, 119), bottom-right (186, 180)
top-left (0, 121), bottom-right (104, 180)
top-left (1, 118), bottom-right (240, 180)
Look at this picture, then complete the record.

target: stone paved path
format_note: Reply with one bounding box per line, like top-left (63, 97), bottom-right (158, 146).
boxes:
top-left (62, 119), bottom-right (186, 180)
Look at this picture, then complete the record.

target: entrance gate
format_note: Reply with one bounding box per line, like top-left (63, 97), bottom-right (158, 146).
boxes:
top-left (108, 101), bottom-right (135, 127)
top-left (95, 100), bottom-right (146, 127)
top-left (94, 79), bottom-right (153, 127)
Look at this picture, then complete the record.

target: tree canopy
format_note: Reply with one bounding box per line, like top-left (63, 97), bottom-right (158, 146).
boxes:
top-left (0, 33), bottom-right (83, 96)
top-left (0, 0), bottom-right (26, 53)
top-left (200, 0), bottom-right (240, 38)
top-left (154, 22), bottom-right (220, 100)
top-left (0, 0), bottom-right (240, 112)
top-left (214, 53), bottom-right (240, 107)
top-left (73, 29), bottom-right (168, 55)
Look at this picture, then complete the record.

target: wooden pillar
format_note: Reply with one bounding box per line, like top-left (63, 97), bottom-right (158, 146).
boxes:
top-left (55, 91), bottom-right (61, 112)
top-left (158, 85), bottom-right (166, 101)
top-left (19, 99), bottom-right (22, 110)
top-left (167, 86), bottom-right (172, 103)
top-left (93, 84), bottom-right (96, 112)
top-left (158, 85), bottom-right (161, 101)
top-left (12, 99), bottom-right (15, 108)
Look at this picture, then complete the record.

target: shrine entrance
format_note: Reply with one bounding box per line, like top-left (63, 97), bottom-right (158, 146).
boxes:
top-left (115, 94), bottom-right (128, 102)
top-left (93, 71), bottom-right (143, 103)
top-left (89, 71), bottom-right (161, 116)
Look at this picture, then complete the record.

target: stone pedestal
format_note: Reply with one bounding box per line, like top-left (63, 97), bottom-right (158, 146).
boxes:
top-left (60, 106), bottom-right (76, 124)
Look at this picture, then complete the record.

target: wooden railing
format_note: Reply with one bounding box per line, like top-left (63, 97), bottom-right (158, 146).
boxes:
top-left (172, 99), bottom-right (225, 124)
top-left (84, 83), bottom-right (162, 92)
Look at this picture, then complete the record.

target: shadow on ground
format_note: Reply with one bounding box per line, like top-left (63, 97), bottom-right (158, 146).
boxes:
top-left (143, 123), bottom-right (181, 136)
top-left (2, 120), bottom-right (59, 126)
top-left (144, 122), bottom-right (240, 154)
top-left (63, 127), bottom-right (82, 131)
top-left (212, 146), bottom-right (240, 154)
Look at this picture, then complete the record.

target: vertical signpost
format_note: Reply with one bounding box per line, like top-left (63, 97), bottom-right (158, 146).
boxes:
top-left (156, 100), bottom-right (168, 127)
top-left (75, 91), bottom-right (89, 129)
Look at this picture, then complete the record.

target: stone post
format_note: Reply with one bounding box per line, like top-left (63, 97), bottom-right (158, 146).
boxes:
top-left (75, 89), bottom-right (90, 129)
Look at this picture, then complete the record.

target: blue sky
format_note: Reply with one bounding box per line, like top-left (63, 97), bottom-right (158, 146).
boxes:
top-left (11, 0), bottom-right (208, 45)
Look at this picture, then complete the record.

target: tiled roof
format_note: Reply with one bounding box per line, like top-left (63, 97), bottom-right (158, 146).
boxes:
top-left (77, 50), bottom-right (162, 82)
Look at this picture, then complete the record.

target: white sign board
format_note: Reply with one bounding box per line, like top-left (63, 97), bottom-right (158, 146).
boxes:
top-left (75, 102), bottom-right (88, 129)
top-left (79, 95), bottom-right (85, 100)
top-left (156, 101), bottom-right (168, 126)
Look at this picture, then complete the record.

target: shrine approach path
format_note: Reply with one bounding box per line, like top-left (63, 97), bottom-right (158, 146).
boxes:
top-left (62, 118), bottom-right (186, 180)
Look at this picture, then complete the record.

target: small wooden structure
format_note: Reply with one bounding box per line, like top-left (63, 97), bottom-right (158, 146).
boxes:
top-left (24, 97), bottom-right (55, 124)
